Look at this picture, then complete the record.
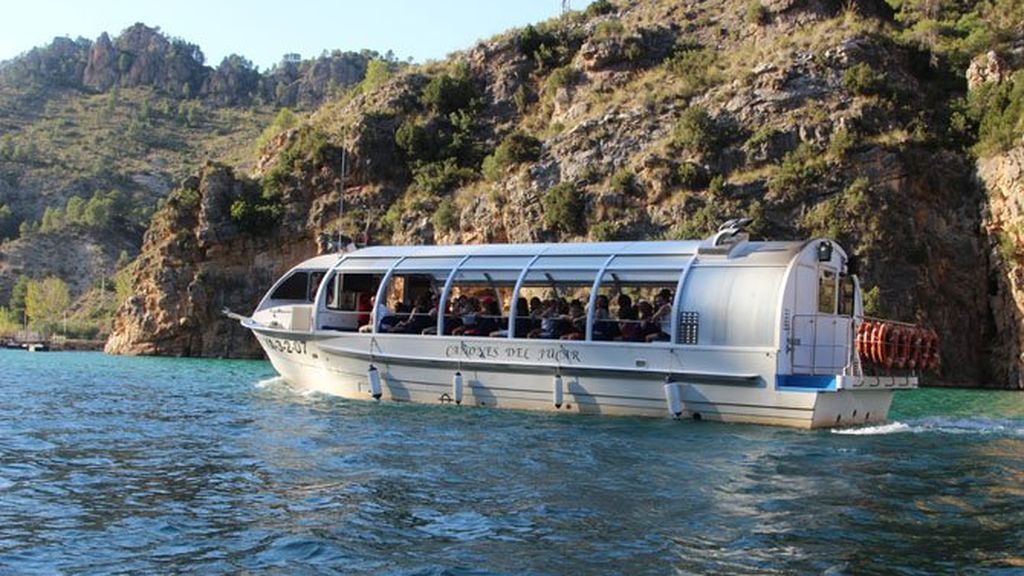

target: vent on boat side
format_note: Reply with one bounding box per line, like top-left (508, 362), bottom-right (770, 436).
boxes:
top-left (678, 311), bottom-right (699, 345)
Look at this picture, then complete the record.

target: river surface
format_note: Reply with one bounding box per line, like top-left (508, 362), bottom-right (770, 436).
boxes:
top-left (1, 350), bottom-right (1022, 575)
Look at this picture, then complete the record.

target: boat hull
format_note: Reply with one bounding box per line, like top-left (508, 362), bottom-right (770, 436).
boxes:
top-left (251, 328), bottom-right (905, 429)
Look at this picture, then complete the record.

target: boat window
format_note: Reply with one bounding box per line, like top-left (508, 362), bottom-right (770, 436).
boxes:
top-left (818, 269), bottom-right (837, 315)
top-left (270, 271), bottom-right (309, 301)
top-left (838, 274), bottom-right (855, 316)
top-left (439, 282), bottom-right (515, 337)
top-left (309, 272), bottom-right (326, 302)
top-left (376, 274), bottom-right (440, 334)
top-left (590, 274), bottom-right (678, 343)
top-left (512, 271), bottom-right (594, 340)
top-left (327, 273), bottom-right (382, 311)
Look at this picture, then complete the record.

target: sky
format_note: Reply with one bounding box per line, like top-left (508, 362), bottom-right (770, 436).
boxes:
top-left (0, 0), bottom-right (583, 70)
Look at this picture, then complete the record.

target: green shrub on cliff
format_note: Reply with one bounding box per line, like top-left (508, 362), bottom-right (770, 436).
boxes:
top-left (589, 221), bottom-right (623, 241)
top-left (969, 70), bottom-right (1024, 156)
top-left (769, 143), bottom-right (827, 201)
top-left (230, 192), bottom-right (282, 234)
top-left (543, 182), bottom-right (585, 234)
top-left (672, 106), bottom-right (719, 155)
top-left (843, 63), bottom-right (889, 97)
top-left (360, 59), bottom-right (393, 93)
top-left (585, 0), bottom-right (615, 17)
top-left (543, 65), bottom-right (580, 99)
top-left (412, 158), bottom-right (477, 196)
top-left (665, 46), bottom-right (719, 98)
top-left (482, 131), bottom-right (542, 180)
top-left (677, 162), bottom-right (709, 190)
top-left (262, 126), bottom-right (328, 198)
top-left (432, 198), bottom-right (458, 233)
top-left (610, 169), bottom-right (636, 194)
top-left (255, 108), bottom-right (298, 151)
top-left (421, 64), bottom-right (478, 115)
top-left (745, 1), bottom-right (769, 25)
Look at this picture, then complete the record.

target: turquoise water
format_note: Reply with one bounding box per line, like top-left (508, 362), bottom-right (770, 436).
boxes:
top-left (1, 350), bottom-right (1022, 574)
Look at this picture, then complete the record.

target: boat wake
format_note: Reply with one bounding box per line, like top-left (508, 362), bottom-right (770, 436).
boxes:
top-left (254, 376), bottom-right (322, 400)
top-left (833, 417), bottom-right (1024, 437)
top-left (255, 376), bottom-right (287, 389)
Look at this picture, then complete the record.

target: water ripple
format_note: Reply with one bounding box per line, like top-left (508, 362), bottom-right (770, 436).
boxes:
top-left (0, 351), bottom-right (1022, 574)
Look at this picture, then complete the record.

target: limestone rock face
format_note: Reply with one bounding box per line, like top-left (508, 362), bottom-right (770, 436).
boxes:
top-left (979, 147), bottom-right (1024, 388)
top-left (105, 163), bottom-right (320, 358)
top-left (82, 32), bottom-right (118, 90)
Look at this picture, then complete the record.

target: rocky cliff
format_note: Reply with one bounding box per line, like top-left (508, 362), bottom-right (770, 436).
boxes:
top-left (107, 0), bottom-right (1023, 387)
top-left (1, 23), bottom-right (379, 108)
top-left (979, 146), bottom-right (1024, 388)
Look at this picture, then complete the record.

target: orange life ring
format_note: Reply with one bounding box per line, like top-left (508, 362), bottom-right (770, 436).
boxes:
top-left (926, 329), bottom-right (941, 372)
top-left (871, 321), bottom-right (884, 364)
top-left (893, 325), bottom-right (909, 369)
top-left (906, 327), bottom-right (922, 370)
top-left (856, 321), bottom-right (870, 363)
top-left (879, 322), bottom-right (899, 369)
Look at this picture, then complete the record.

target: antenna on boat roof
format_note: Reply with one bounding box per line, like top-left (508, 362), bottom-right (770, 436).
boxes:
top-left (337, 148), bottom-right (346, 253)
top-left (718, 217), bottom-right (752, 232)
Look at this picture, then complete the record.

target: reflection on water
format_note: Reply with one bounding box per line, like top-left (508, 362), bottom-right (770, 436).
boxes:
top-left (0, 351), bottom-right (1022, 574)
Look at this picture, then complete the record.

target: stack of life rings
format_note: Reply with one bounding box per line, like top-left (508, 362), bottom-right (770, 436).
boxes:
top-left (856, 320), bottom-right (940, 372)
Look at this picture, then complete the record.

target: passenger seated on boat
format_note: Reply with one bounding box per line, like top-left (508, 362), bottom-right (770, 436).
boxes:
top-left (592, 295), bottom-right (619, 341)
top-left (615, 295), bottom-right (638, 341)
top-left (528, 299), bottom-right (568, 339)
top-left (451, 296), bottom-right (480, 336)
top-left (528, 297), bottom-right (544, 331)
top-left (497, 297), bottom-right (531, 337)
top-left (646, 289), bottom-right (673, 343)
top-left (356, 293), bottom-right (373, 326)
top-left (441, 296), bottom-right (465, 334)
top-left (466, 297), bottom-right (501, 336)
top-left (359, 296), bottom-right (393, 333)
top-left (560, 300), bottom-right (587, 340)
top-left (389, 294), bottom-right (434, 334)
top-left (634, 301), bottom-right (662, 341)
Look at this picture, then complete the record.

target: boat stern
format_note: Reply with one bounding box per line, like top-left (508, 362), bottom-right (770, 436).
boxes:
top-left (777, 373), bottom-right (915, 428)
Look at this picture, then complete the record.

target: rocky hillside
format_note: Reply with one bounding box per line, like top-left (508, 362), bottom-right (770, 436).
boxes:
top-left (0, 23), bottom-right (389, 334)
top-left (0, 23), bottom-right (379, 110)
top-left (108, 0), bottom-right (1024, 387)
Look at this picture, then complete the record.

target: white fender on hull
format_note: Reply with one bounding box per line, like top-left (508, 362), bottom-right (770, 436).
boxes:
top-left (368, 365), bottom-right (382, 400)
top-left (664, 380), bottom-right (682, 418)
top-left (452, 371), bottom-right (464, 405)
top-left (553, 374), bottom-right (564, 409)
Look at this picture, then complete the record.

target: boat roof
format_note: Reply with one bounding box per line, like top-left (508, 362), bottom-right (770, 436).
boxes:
top-left (291, 240), bottom-right (811, 271)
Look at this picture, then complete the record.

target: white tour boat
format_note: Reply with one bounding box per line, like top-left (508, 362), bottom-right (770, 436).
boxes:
top-left (233, 221), bottom-right (935, 428)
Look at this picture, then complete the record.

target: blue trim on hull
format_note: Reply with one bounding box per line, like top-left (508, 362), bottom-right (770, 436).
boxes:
top-left (777, 375), bottom-right (837, 392)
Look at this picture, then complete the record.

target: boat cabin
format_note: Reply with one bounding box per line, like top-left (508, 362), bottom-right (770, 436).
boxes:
top-left (252, 227), bottom-right (860, 378)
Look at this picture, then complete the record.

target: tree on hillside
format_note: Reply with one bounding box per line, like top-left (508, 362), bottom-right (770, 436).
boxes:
top-left (25, 276), bottom-right (70, 334)
top-left (0, 307), bottom-right (18, 337)
top-left (9, 276), bottom-right (30, 321)
top-left (0, 204), bottom-right (17, 240)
